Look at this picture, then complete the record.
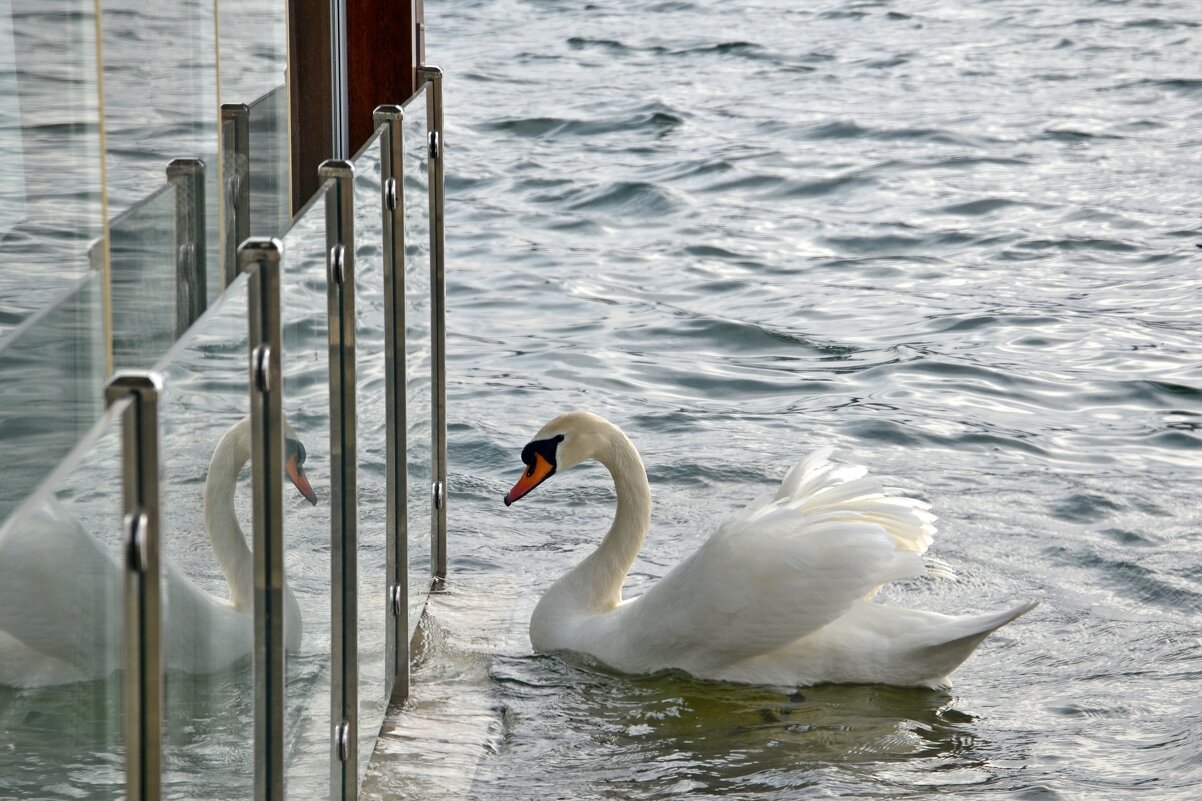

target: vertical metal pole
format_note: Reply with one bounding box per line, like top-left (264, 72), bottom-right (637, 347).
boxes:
top-left (329, 0), bottom-right (349, 159)
top-left (238, 238), bottom-right (286, 801)
top-left (167, 159), bottom-right (207, 336)
top-left (224, 104), bottom-right (251, 287)
top-left (373, 104), bottom-right (408, 700)
top-left (419, 66), bottom-right (447, 581)
top-left (319, 159), bottom-right (358, 801)
top-left (106, 371), bottom-right (164, 801)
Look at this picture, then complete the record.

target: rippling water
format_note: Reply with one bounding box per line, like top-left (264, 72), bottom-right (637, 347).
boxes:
top-left (365, 0), bottom-right (1202, 798)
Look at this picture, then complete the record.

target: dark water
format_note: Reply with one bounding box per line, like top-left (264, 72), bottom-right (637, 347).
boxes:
top-left (366, 0), bottom-right (1202, 799)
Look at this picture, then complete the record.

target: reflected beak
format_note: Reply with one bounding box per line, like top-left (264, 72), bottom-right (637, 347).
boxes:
top-left (504, 453), bottom-right (555, 506)
top-left (286, 453), bottom-right (318, 505)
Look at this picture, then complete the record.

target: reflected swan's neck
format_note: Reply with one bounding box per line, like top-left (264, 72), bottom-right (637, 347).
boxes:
top-left (203, 420), bottom-right (253, 610)
top-left (567, 431), bottom-right (651, 611)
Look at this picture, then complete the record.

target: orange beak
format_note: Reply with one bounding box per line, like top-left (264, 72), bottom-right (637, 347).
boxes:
top-left (504, 453), bottom-right (555, 506)
top-left (287, 453), bottom-right (317, 505)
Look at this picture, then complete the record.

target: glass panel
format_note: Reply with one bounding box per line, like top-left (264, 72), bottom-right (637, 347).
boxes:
top-left (0, 270), bottom-right (104, 526)
top-left (403, 87), bottom-right (431, 642)
top-left (280, 182), bottom-right (334, 797)
top-left (0, 0), bottom-right (105, 339)
top-left (352, 129), bottom-right (386, 779)
top-left (0, 402), bottom-right (126, 800)
top-left (110, 183), bottom-right (178, 369)
top-left (248, 85), bottom-right (291, 237)
top-left (220, 116), bottom-right (237, 300)
top-left (99, 0), bottom-right (221, 319)
top-left (220, 1), bottom-right (289, 242)
top-left (152, 275), bottom-right (256, 800)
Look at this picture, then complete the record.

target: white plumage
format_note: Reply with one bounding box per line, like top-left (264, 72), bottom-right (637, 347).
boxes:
top-left (0, 417), bottom-right (310, 687)
top-left (506, 412), bottom-right (1036, 689)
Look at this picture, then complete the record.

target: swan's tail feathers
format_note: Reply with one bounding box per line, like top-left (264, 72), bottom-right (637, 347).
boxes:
top-left (913, 601), bottom-right (1039, 687)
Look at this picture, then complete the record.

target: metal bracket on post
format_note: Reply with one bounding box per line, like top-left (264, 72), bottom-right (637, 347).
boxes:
top-left (318, 158), bottom-right (358, 801)
top-left (238, 238), bottom-right (285, 801)
top-left (373, 103), bottom-right (409, 701)
top-left (223, 104), bottom-right (251, 288)
top-left (418, 65), bottom-right (448, 583)
top-left (166, 159), bottom-right (207, 336)
top-left (106, 371), bottom-right (164, 801)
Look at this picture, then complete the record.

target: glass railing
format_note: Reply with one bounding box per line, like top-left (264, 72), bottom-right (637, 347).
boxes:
top-left (249, 85), bottom-right (292, 237)
top-left (152, 274), bottom-right (257, 800)
top-left (280, 180), bottom-right (336, 798)
top-left (404, 85), bottom-right (434, 642)
top-left (0, 68), bottom-right (446, 801)
top-left (0, 0), bottom-right (105, 341)
top-left (0, 270), bottom-right (105, 526)
top-left (352, 126), bottom-right (389, 781)
top-left (0, 401), bottom-right (127, 800)
top-left (108, 182), bottom-right (178, 369)
top-left (99, 0), bottom-right (221, 310)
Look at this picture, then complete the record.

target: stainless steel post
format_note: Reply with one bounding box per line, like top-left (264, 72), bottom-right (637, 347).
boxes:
top-left (372, 104), bottom-right (409, 700)
top-left (238, 238), bottom-right (286, 801)
top-left (223, 104), bottom-right (251, 288)
top-left (319, 159), bottom-right (358, 801)
top-left (419, 65), bottom-right (447, 581)
top-left (106, 371), bottom-right (164, 801)
top-left (167, 158), bottom-right (207, 335)
top-left (329, 1), bottom-right (349, 160)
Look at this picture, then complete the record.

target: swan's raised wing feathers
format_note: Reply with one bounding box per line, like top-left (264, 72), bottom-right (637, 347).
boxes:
top-left (623, 450), bottom-right (938, 665)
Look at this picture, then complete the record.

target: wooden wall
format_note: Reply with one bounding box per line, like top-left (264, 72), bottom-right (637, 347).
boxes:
top-left (289, 0), bottom-right (422, 214)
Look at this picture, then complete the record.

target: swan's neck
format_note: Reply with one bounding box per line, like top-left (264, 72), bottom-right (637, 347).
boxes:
top-left (203, 427), bottom-right (253, 610)
top-left (565, 433), bottom-right (651, 612)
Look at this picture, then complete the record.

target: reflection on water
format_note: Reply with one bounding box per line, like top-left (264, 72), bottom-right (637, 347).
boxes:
top-left (490, 656), bottom-right (974, 770)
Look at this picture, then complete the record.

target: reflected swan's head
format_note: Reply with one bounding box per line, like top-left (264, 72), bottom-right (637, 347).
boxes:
top-left (218, 415), bottom-right (317, 505)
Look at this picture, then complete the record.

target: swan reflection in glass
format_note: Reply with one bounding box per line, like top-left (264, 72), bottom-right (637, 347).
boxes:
top-left (0, 415), bottom-right (316, 687)
top-left (505, 411), bottom-right (1036, 690)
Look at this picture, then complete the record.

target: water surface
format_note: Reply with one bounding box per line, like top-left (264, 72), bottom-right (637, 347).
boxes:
top-left (366, 0), bottom-right (1202, 798)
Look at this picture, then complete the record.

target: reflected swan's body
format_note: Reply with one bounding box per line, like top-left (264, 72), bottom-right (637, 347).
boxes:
top-left (505, 412), bottom-right (1036, 689)
top-left (0, 416), bottom-right (314, 687)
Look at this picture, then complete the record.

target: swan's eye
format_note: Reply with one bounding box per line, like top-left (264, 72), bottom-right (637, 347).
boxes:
top-left (520, 434), bottom-right (565, 476)
top-left (286, 438), bottom-right (307, 466)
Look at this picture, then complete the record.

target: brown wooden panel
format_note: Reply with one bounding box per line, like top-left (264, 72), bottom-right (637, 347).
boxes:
top-left (288, 0), bottom-right (334, 213)
top-left (290, 0), bottom-right (420, 213)
top-left (348, 0), bottom-right (418, 156)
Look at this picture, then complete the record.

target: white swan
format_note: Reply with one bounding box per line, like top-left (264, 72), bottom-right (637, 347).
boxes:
top-left (504, 412), bottom-right (1036, 689)
top-left (0, 416), bottom-right (314, 687)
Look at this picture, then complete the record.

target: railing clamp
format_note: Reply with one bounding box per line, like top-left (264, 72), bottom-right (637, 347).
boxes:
top-left (432, 480), bottom-right (444, 510)
top-left (384, 177), bottom-right (398, 211)
top-left (330, 244), bottom-right (346, 286)
top-left (252, 344), bottom-right (272, 393)
top-left (334, 721), bottom-right (351, 762)
top-left (123, 511), bottom-right (149, 574)
top-left (428, 131), bottom-right (440, 160)
top-left (389, 584), bottom-right (404, 617)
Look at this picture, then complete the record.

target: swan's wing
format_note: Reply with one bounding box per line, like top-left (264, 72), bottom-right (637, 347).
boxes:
top-left (773, 448), bottom-right (937, 558)
top-left (0, 501), bottom-right (122, 671)
top-left (624, 450), bottom-right (938, 665)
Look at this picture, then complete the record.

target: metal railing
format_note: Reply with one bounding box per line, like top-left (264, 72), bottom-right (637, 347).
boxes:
top-left (0, 73), bottom-right (446, 801)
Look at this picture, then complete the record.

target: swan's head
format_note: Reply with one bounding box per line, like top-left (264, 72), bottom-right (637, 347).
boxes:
top-left (503, 411), bottom-right (618, 506)
top-left (283, 418), bottom-right (317, 505)
top-left (221, 415), bottom-right (317, 505)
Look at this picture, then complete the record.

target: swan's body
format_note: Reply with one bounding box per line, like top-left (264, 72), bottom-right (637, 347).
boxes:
top-left (506, 412), bottom-right (1036, 689)
top-left (0, 417), bottom-right (311, 687)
